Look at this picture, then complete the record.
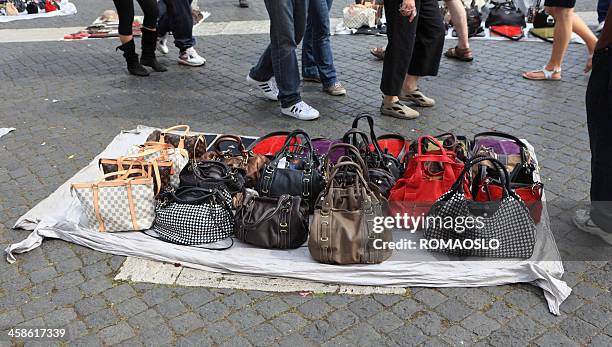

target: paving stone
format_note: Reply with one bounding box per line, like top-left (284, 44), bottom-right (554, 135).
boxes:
top-left (65, 320), bottom-right (88, 340)
top-left (590, 333), bottom-right (612, 346)
top-left (347, 296), bottom-right (383, 319)
top-left (0, 309), bottom-right (25, 327)
top-left (42, 307), bottom-right (77, 326)
top-left (154, 298), bottom-right (189, 319)
top-left (276, 332), bottom-right (314, 347)
top-left (53, 271), bottom-right (86, 290)
top-left (102, 283), bottom-right (137, 304)
top-left (21, 298), bottom-right (57, 320)
top-left (388, 324), bottom-right (427, 346)
top-left (297, 299), bottom-right (334, 320)
top-left (228, 307), bottom-right (265, 330)
top-left (484, 301), bottom-right (520, 323)
top-left (368, 311), bottom-right (403, 334)
top-left (139, 323), bottom-right (174, 346)
top-left (325, 308), bottom-right (360, 332)
top-left (198, 300), bottom-right (231, 323)
top-left (249, 293), bottom-right (288, 316)
top-left (83, 308), bottom-right (120, 331)
top-left (128, 309), bottom-right (165, 331)
top-left (29, 266), bottom-right (58, 284)
top-left (441, 325), bottom-right (477, 345)
top-left (220, 335), bottom-right (253, 347)
top-left (244, 322), bottom-right (282, 347)
top-left (413, 288), bottom-right (448, 308)
top-left (535, 330), bottom-right (579, 347)
top-left (558, 316), bottom-right (600, 344)
top-left (74, 296), bottom-right (107, 316)
top-left (221, 291), bottom-right (252, 310)
top-left (79, 278), bottom-right (113, 296)
top-left (434, 300), bottom-right (473, 323)
top-left (574, 301), bottom-right (612, 329)
top-left (201, 320), bottom-right (238, 344)
top-left (412, 311), bottom-right (447, 337)
top-left (179, 289), bottom-right (216, 310)
top-left (51, 286), bottom-right (84, 306)
top-left (116, 298), bottom-right (148, 318)
top-left (460, 312), bottom-right (501, 338)
top-left (371, 294), bottom-right (403, 308)
top-left (141, 287), bottom-right (175, 306)
top-left (176, 329), bottom-right (214, 347)
top-left (390, 298), bottom-right (425, 320)
top-left (270, 312), bottom-right (309, 336)
top-left (169, 312), bottom-right (205, 335)
top-left (97, 322), bottom-right (135, 345)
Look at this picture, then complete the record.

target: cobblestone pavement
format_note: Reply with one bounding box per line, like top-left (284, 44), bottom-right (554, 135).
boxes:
top-left (1, 2), bottom-right (612, 345)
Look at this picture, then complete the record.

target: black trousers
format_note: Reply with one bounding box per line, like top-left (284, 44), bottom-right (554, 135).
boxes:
top-left (112, 0), bottom-right (159, 36)
top-left (380, 0), bottom-right (445, 96)
top-left (586, 47), bottom-right (612, 232)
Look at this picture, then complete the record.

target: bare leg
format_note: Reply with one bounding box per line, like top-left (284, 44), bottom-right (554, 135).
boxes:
top-left (402, 75), bottom-right (419, 93)
top-left (571, 13), bottom-right (598, 72)
top-left (445, 0), bottom-right (469, 49)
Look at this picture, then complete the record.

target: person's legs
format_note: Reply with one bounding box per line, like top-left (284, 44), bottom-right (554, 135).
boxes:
top-left (166, 0), bottom-right (196, 52)
top-left (301, 2), bottom-right (318, 81)
top-left (380, 0), bottom-right (420, 118)
top-left (113, 0), bottom-right (149, 76)
top-left (400, 0), bottom-right (445, 106)
top-left (575, 48), bottom-right (612, 241)
top-left (571, 12), bottom-right (598, 71)
top-left (598, 0), bottom-right (610, 24)
top-left (157, 0), bottom-right (169, 37)
top-left (308, 0), bottom-right (338, 89)
top-left (445, 0), bottom-right (468, 49)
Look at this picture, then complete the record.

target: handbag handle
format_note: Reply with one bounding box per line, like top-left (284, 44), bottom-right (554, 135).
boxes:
top-left (349, 114), bottom-right (388, 156)
top-left (95, 168), bottom-right (147, 184)
top-left (326, 143), bottom-right (370, 182)
top-left (160, 125), bottom-right (190, 150)
top-left (210, 134), bottom-right (247, 153)
top-left (164, 186), bottom-right (220, 205)
top-left (342, 129), bottom-right (386, 161)
top-left (192, 160), bottom-right (230, 180)
top-left (454, 157), bottom-right (512, 198)
top-left (276, 129), bottom-right (314, 161)
top-left (417, 136), bottom-right (448, 156)
top-left (324, 161), bottom-right (370, 196)
top-left (241, 195), bottom-right (293, 227)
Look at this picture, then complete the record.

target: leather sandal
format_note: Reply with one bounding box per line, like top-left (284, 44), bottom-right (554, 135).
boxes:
top-left (380, 101), bottom-right (419, 119)
top-left (444, 46), bottom-right (473, 62)
top-left (370, 47), bottom-right (385, 60)
top-left (522, 66), bottom-right (562, 81)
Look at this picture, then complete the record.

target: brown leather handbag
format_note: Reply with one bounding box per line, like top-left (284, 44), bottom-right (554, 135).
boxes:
top-left (146, 125), bottom-right (208, 159)
top-left (201, 135), bottom-right (269, 188)
top-left (235, 194), bottom-right (309, 249)
top-left (309, 157), bottom-right (393, 265)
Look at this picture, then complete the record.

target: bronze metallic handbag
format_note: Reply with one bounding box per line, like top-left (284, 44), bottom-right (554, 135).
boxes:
top-left (309, 157), bottom-right (392, 265)
top-left (201, 135), bottom-right (269, 188)
top-left (146, 125), bottom-right (208, 159)
top-left (235, 194), bottom-right (309, 249)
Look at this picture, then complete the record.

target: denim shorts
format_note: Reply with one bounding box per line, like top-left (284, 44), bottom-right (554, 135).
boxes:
top-left (544, 0), bottom-right (576, 8)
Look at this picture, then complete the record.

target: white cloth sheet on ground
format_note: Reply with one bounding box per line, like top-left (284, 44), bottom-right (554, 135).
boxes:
top-left (0, 1), bottom-right (76, 23)
top-left (5, 126), bottom-right (571, 315)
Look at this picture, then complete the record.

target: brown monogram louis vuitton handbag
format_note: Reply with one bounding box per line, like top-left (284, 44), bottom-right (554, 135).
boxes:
top-left (146, 125), bottom-right (208, 159)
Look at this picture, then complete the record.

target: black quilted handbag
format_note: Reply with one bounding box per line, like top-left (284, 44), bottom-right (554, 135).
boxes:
top-left (152, 187), bottom-right (234, 247)
top-left (255, 129), bottom-right (323, 212)
top-left (424, 157), bottom-right (536, 259)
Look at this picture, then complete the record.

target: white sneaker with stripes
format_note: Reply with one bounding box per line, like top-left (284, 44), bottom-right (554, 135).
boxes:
top-left (246, 75), bottom-right (279, 101)
top-left (281, 101), bottom-right (320, 121)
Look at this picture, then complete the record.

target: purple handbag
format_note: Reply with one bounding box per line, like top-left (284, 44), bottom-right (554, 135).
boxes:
top-left (311, 138), bottom-right (342, 163)
top-left (473, 132), bottom-right (522, 155)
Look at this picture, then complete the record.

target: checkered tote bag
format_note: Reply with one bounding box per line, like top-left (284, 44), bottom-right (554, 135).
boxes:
top-left (71, 169), bottom-right (156, 232)
top-left (424, 157), bottom-right (536, 258)
top-left (152, 187), bottom-right (234, 245)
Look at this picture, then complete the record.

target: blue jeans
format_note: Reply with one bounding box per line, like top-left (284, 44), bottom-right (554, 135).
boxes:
top-left (598, 0), bottom-right (610, 23)
top-left (157, 0), bottom-right (196, 51)
top-left (249, 0), bottom-right (307, 108)
top-left (302, 0), bottom-right (337, 88)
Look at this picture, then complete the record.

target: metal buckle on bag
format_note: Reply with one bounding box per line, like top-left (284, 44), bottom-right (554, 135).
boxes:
top-left (320, 236), bottom-right (329, 241)
top-left (280, 222), bottom-right (288, 227)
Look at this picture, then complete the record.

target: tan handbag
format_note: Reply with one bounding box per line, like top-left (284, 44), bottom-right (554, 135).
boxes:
top-left (6, 2), bottom-right (19, 16)
top-left (146, 125), bottom-right (208, 159)
top-left (201, 134), bottom-right (269, 188)
top-left (309, 156), bottom-right (393, 265)
top-left (71, 169), bottom-right (156, 232)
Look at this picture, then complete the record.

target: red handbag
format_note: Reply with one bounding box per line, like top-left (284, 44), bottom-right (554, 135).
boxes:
top-left (475, 179), bottom-right (544, 224)
top-left (389, 136), bottom-right (467, 217)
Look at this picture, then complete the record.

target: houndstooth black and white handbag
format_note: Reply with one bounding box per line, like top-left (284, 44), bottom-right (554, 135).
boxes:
top-left (152, 187), bottom-right (234, 246)
top-left (424, 157), bottom-right (536, 259)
